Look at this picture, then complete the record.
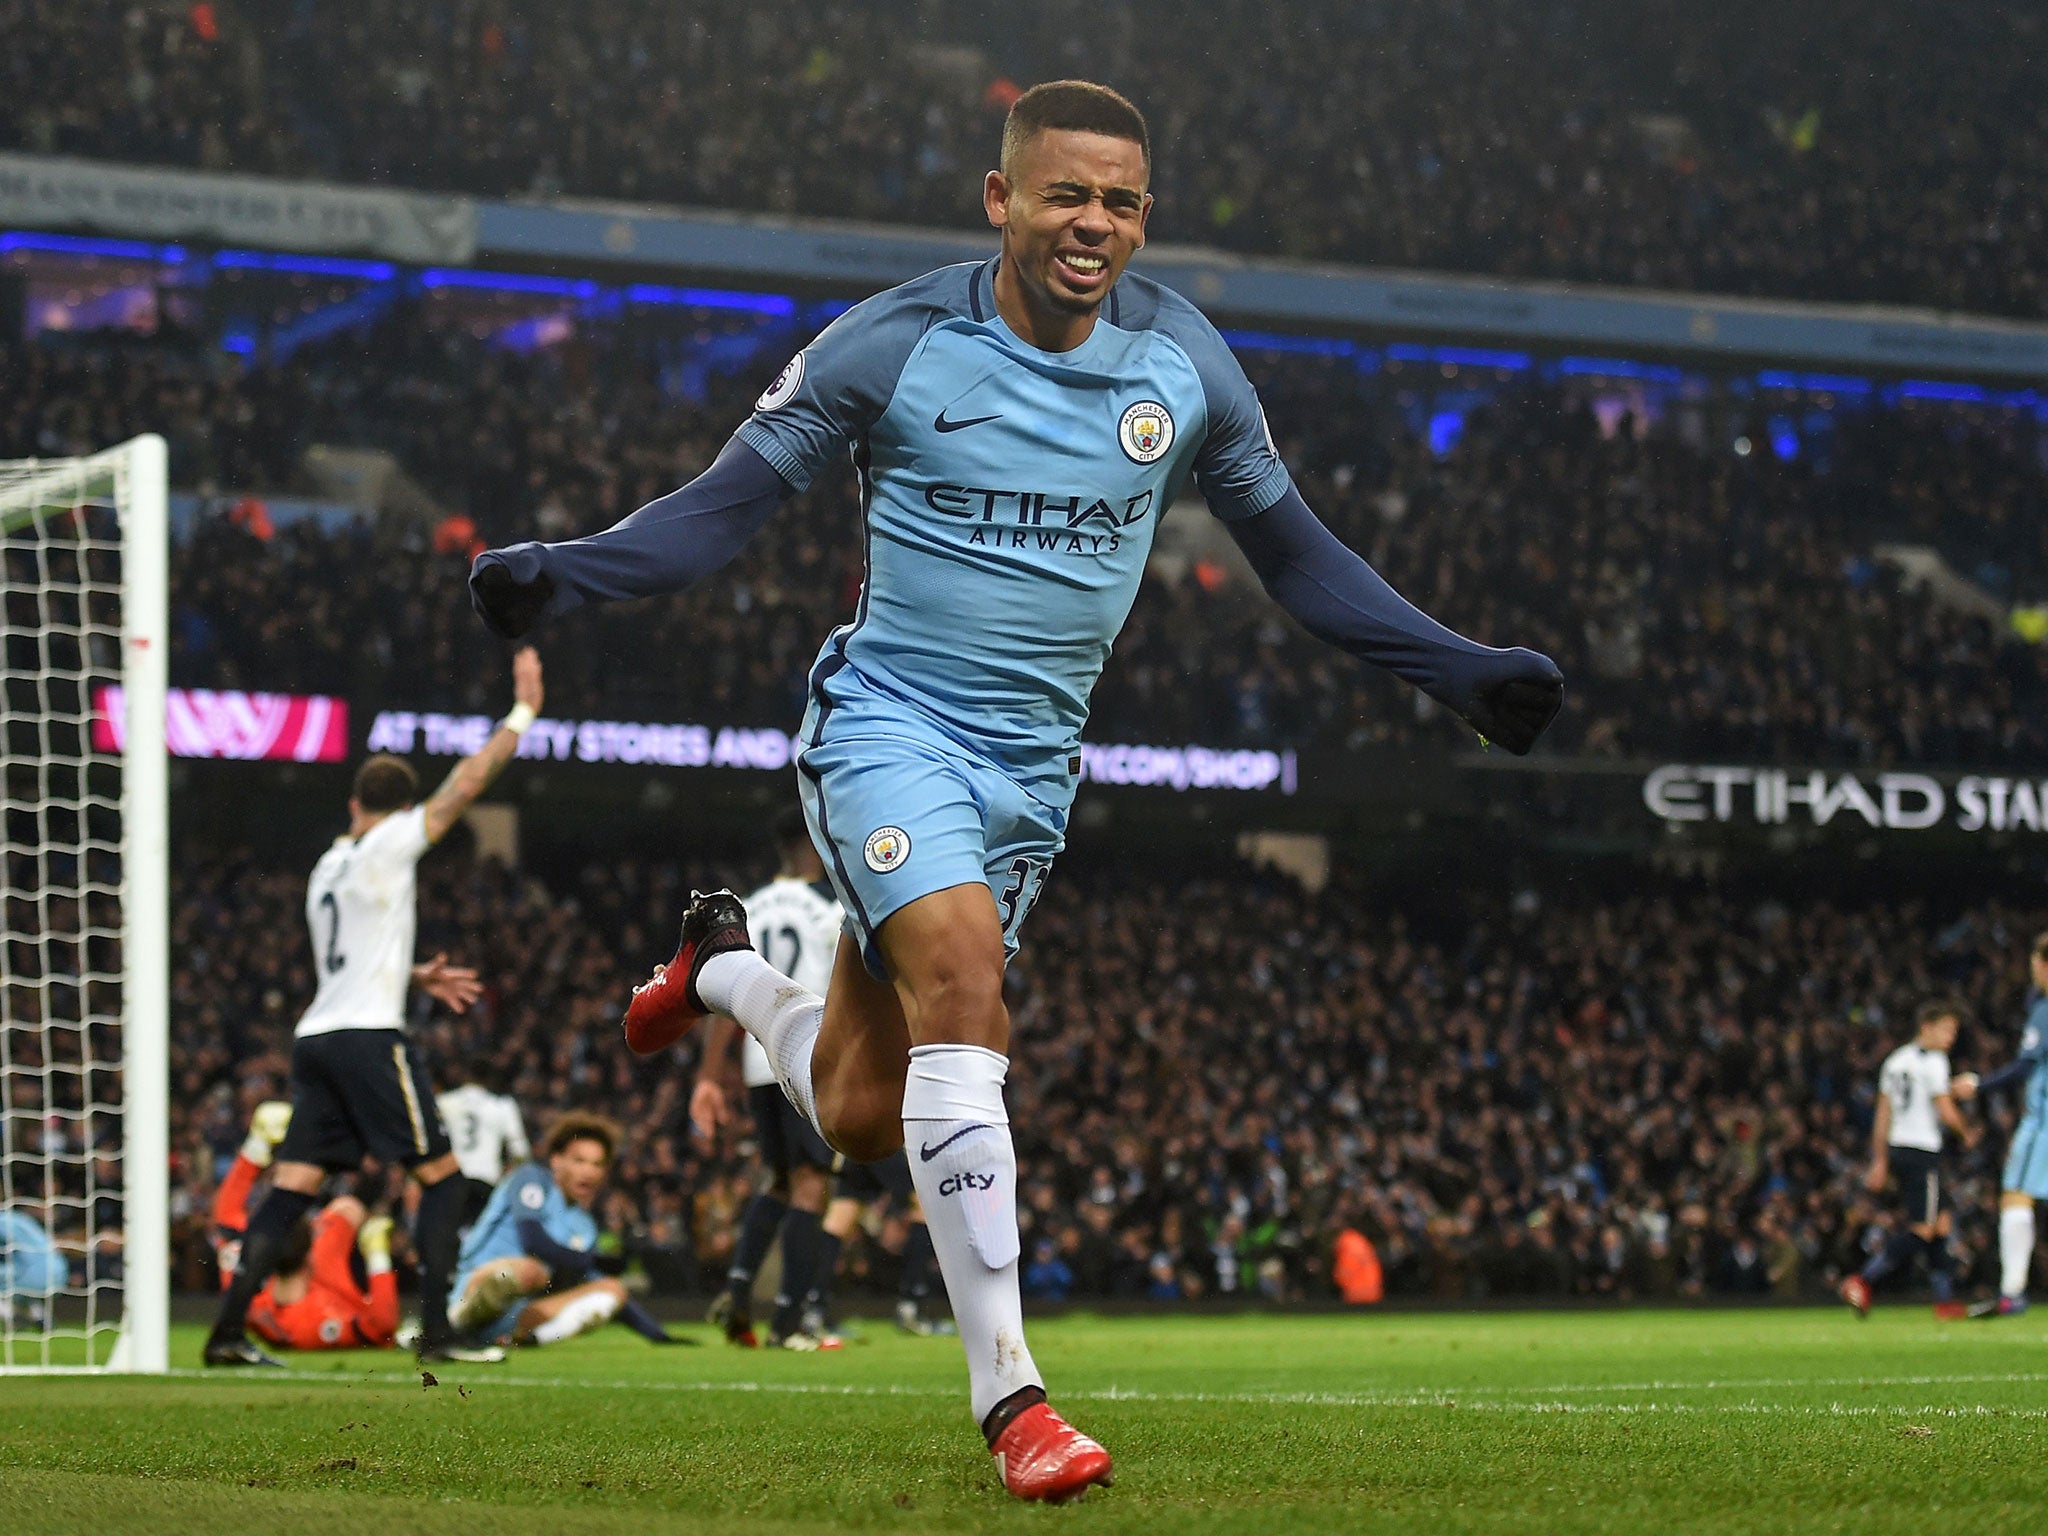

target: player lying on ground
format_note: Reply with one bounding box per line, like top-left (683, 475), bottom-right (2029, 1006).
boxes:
top-left (1967, 931), bottom-right (2048, 1318)
top-left (692, 807), bottom-right (847, 1351)
top-left (203, 650), bottom-right (541, 1368)
top-left (1841, 999), bottom-right (1978, 1318)
top-left (208, 1101), bottom-right (400, 1350)
top-left (451, 1112), bottom-right (680, 1346)
top-left (470, 82), bottom-right (1562, 1501)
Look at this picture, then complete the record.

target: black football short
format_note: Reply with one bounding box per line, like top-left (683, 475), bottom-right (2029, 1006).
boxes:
top-left (748, 1082), bottom-right (834, 1173)
top-left (459, 1176), bottom-right (496, 1227)
top-left (275, 1028), bottom-right (452, 1170)
top-left (834, 1149), bottom-right (913, 1205)
top-left (1890, 1146), bottom-right (1944, 1226)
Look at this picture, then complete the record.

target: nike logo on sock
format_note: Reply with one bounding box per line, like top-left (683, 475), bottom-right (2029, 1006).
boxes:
top-left (934, 409), bottom-right (1001, 433)
top-left (919, 1124), bottom-right (991, 1161)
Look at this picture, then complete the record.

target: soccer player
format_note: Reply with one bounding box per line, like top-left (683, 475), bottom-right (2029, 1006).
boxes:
top-left (470, 83), bottom-right (1562, 1499)
top-left (692, 808), bottom-right (847, 1350)
top-left (1966, 931), bottom-right (2048, 1318)
top-left (438, 1068), bottom-right (532, 1225)
top-left (210, 1103), bottom-right (401, 1351)
top-left (202, 648), bottom-right (545, 1367)
top-left (1840, 999), bottom-right (1978, 1318)
top-left (449, 1112), bottom-right (677, 1346)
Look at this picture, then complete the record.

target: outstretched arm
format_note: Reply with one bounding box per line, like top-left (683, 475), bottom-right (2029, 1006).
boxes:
top-left (1225, 488), bottom-right (1564, 754)
top-left (421, 647), bottom-right (544, 844)
top-left (470, 439), bottom-right (794, 639)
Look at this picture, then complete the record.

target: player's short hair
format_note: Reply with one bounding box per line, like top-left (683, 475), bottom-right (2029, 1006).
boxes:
top-left (352, 753), bottom-right (420, 812)
top-left (1001, 80), bottom-right (1150, 183)
top-left (1916, 997), bottom-right (1964, 1029)
top-left (542, 1111), bottom-right (620, 1164)
top-left (2033, 929), bottom-right (2048, 959)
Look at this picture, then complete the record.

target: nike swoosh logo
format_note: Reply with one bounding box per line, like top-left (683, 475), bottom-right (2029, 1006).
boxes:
top-left (934, 409), bottom-right (1001, 433)
top-left (919, 1124), bottom-right (990, 1161)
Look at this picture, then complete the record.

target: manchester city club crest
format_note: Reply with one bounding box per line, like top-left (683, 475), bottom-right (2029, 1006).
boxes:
top-left (863, 825), bottom-right (912, 873)
top-left (1119, 400), bottom-right (1175, 464)
top-left (756, 351), bottom-right (805, 411)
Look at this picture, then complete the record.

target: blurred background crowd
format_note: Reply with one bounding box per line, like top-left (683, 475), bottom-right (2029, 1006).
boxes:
top-left (6, 315), bottom-right (2047, 769)
top-left (5, 0), bottom-right (2048, 1323)
top-left (7, 0), bottom-right (2048, 316)
top-left (158, 838), bottom-right (2043, 1304)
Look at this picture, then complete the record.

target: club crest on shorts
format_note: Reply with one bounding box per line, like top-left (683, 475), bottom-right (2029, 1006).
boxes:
top-left (1119, 400), bottom-right (1174, 464)
top-left (863, 825), bottom-right (911, 873)
top-left (756, 352), bottom-right (805, 412)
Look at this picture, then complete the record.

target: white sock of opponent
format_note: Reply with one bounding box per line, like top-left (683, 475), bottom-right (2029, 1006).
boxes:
top-left (2000, 1202), bottom-right (2035, 1298)
top-left (696, 950), bottom-right (824, 1131)
top-left (901, 1043), bottom-right (1042, 1425)
top-left (532, 1287), bottom-right (621, 1344)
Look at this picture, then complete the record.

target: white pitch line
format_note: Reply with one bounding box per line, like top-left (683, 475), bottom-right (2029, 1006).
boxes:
top-left (153, 1366), bottom-right (2048, 1416)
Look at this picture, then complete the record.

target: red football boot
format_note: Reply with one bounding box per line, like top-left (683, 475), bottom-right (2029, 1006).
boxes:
top-left (990, 1402), bottom-right (1114, 1503)
top-left (623, 889), bottom-right (752, 1055)
top-left (1839, 1275), bottom-right (1872, 1317)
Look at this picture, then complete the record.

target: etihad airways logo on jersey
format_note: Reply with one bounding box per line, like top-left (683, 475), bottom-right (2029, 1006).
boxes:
top-left (923, 484), bottom-right (1154, 554)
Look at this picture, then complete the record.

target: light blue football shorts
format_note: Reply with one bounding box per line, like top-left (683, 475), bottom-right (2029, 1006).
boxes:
top-left (796, 655), bottom-right (1066, 979)
top-left (2004, 1114), bottom-right (2048, 1199)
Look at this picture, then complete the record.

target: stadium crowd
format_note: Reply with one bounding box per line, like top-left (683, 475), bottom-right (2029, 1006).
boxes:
top-left (162, 837), bottom-right (2041, 1303)
top-left (10, 315), bottom-right (2048, 769)
top-left (7, 0), bottom-right (2048, 317)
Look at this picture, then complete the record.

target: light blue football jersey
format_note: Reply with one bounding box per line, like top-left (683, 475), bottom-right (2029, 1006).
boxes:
top-left (454, 1161), bottom-right (596, 1277)
top-left (2019, 996), bottom-right (2048, 1119)
top-left (736, 258), bottom-right (1293, 804)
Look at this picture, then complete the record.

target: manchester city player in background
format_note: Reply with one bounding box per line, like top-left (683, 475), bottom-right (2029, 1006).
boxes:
top-left (1967, 931), bottom-right (2048, 1317)
top-left (471, 81), bottom-right (1563, 1501)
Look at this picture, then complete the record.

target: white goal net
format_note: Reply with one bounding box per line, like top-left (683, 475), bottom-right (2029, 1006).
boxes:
top-left (0, 436), bottom-right (167, 1372)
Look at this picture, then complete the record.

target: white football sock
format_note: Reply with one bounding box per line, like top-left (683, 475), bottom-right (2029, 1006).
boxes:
top-left (696, 950), bottom-right (823, 1131)
top-left (2000, 1202), bottom-right (2035, 1298)
top-left (532, 1287), bottom-right (620, 1344)
top-left (901, 1043), bottom-right (1041, 1424)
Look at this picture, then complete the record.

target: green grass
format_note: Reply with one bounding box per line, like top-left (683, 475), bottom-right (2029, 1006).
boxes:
top-left (2, 1309), bottom-right (2045, 1534)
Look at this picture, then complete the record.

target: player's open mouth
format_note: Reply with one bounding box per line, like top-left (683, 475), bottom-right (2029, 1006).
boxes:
top-left (1054, 251), bottom-right (1109, 287)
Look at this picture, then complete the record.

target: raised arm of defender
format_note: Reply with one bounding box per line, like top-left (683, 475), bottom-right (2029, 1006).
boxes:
top-left (421, 646), bottom-right (546, 844)
top-left (470, 441), bottom-right (792, 639)
top-left (1226, 487), bottom-right (1564, 755)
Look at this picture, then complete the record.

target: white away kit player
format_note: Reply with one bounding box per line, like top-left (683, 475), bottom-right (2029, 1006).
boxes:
top-left (204, 648), bottom-right (543, 1367)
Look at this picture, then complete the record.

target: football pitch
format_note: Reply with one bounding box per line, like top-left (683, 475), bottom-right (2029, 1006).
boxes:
top-left (1, 1309), bottom-right (2042, 1534)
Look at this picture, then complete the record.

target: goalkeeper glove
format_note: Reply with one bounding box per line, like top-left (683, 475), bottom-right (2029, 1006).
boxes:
top-left (470, 551), bottom-right (555, 640)
top-left (240, 1100), bottom-right (293, 1169)
top-left (357, 1215), bottom-right (395, 1276)
top-left (1454, 649), bottom-right (1564, 756)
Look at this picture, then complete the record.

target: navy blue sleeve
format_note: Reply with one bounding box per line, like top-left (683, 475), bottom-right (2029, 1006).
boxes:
top-left (1148, 290), bottom-right (1294, 520)
top-left (1979, 1006), bottom-right (2047, 1093)
top-left (734, 285), bottom-right (937, 492)
top-left (469, 439), bottom-right (791, 636)
top-left (1228, 487), bottom-right (1564, 753)
top-left (515, 1216), bottom-right (595, 1281)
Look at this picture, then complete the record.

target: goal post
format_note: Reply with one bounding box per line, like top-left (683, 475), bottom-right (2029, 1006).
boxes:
top-left (0, 435), bottom-right (168, 1373)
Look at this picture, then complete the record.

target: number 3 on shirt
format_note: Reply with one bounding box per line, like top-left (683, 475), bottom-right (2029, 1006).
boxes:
top-left (996, 857), bottom-right (1049, 946)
